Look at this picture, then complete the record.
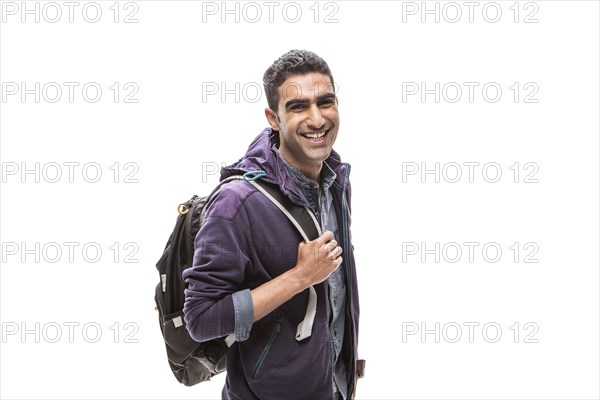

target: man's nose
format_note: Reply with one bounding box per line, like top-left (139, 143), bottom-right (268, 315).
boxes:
top-left (306, 103), bottom-right (326, 128)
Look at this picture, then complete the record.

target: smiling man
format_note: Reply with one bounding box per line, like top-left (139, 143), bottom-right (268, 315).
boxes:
top-left (183, 50), bottom-right (363, 400)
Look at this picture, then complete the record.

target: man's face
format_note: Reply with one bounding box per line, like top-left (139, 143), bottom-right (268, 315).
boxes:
top-left (266, 72), bottom-right (339, 174)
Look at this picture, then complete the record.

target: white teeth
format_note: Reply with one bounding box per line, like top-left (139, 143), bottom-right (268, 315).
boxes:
top-left (304, 131), bottom-right (326, 139)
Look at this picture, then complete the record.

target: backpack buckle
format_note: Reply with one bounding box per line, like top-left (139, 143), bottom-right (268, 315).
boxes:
top-left (178, 202), bottom-right (190, 215)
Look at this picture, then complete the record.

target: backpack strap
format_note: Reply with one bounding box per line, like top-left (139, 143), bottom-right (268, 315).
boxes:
top-left (249, 180), bottom-right (321, 241)
top-left (247, 179), bottom-right (321, 342)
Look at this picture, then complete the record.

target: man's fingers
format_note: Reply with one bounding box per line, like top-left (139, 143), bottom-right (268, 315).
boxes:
top-left (317, 230), bottom-right (334, 245)
top-left (324, 240), bottom-right (337, 252)
top-left (329, 246), bottom-right (343, 259)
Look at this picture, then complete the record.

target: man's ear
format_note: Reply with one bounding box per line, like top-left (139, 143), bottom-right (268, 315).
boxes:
top-left (265, 108), bottom-right (280, 131)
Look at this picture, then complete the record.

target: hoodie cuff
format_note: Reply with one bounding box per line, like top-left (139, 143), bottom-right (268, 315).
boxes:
top-left (232, 289), bottom-right (254, 342)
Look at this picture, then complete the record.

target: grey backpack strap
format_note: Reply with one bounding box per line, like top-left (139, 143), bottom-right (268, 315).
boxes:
top-left (247, 179), bottom-right (321, 341)
top-left (249, 180), bottom-right (321, 241)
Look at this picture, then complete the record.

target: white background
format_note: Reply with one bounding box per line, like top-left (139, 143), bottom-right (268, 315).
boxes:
top-left (1, 1), bottom-right (599, 399)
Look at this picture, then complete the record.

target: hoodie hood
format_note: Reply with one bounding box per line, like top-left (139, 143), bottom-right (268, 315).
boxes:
top-left (220, 127), bottom-right (349, 201)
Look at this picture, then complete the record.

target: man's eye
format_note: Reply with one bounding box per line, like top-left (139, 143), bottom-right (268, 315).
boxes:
top-left (319, 98), bottom-right (336, 107)
top-left (289, 104), bottom-right (306, 111)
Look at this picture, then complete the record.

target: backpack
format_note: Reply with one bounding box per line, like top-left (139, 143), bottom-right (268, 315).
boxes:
top-left (154, 174), bottom-right (320, 386)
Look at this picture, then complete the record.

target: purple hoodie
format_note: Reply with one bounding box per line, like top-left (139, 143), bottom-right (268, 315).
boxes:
top-left (183, 128), bottom-right (360, 399)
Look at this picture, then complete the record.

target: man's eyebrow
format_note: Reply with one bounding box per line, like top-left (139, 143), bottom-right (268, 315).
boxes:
top-left (284, 98), bottom-right (308, 110)
top-left (317, 93), bottom-right (337, 102)
top-left (284, 93), bottom-right (337, 110)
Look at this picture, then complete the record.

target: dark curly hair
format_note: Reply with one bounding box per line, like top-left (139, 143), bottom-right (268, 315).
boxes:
top-left (263, 49), bottom-right (335, 115)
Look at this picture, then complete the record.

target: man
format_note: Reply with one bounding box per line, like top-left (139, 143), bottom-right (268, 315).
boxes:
top-left (183, 50), bottom-right (362, 400)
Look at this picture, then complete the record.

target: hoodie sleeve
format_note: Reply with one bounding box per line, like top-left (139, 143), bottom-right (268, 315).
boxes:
top-left (182, 187), bottom-right (254, 343)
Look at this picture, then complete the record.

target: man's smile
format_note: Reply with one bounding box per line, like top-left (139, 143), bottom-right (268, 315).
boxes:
top-left (299, 128), bottom-right (331, 144)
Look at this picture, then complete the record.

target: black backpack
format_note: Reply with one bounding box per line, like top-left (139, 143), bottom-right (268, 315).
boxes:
top-left (154, 175), bottom-right (320, 386)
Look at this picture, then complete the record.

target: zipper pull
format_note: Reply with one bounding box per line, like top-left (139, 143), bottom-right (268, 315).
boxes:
top-left (276, 316), bottom-right (283, 332)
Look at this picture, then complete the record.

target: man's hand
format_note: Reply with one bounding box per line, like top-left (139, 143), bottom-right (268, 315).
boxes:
top-left (250, 231), bottom-right (342, 322)
top-left (293, 230), bottom-right (343, 288)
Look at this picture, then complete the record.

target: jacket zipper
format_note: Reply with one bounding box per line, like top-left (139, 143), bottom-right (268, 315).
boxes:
top-left (251, 315), bottom-right (283, 379)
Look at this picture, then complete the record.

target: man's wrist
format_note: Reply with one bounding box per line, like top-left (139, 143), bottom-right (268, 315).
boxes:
top-left (283, 266), bottom-right (309, 295)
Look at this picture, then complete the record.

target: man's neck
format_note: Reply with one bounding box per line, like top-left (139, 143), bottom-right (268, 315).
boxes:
top-left (279, 149), bottom-right (322, 182)
top-left (294, 162), bottom-right (321, 183)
